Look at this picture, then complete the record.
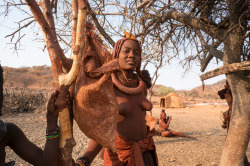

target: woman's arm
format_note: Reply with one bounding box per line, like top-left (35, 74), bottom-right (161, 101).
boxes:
top-left (159, 117), bottom-right (172, 130)
top-left (6, 92), bottom-right (60, 166)
top-left (6, 122), bottom-right (44, 166)
top-left (165, 117), bottom-right (172, 129)
top-left (76, 139), bottom-right (102, 165)
top-left (42, 91), bottom-right (60, 166)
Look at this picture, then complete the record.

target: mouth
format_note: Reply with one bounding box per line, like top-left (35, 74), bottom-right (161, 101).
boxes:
top-left (126, 61), bottom-right (135, 65)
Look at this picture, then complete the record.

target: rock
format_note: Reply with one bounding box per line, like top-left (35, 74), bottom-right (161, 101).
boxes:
top-left (210, 161), bottom-right (217, 166)
top-left (169, 158), bottom-right (176, 162)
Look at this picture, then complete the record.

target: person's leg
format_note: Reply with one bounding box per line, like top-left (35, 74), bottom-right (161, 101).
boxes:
top-left (171, 131), bottom-right (187, 137)
top-left (171, 131), bottom-right (194, 138)
top-left (161, 131), bottom-right (172, 137)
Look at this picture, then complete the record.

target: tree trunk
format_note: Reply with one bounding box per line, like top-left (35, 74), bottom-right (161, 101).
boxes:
top-left (0, 65), bottom-right (3, 115)
top-left (220, 73), bottom-right (250, 166)
top-left (220, 1), bottom-right (249, 164)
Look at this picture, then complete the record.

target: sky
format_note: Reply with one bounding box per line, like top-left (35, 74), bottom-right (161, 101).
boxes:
top-left (0, 7), bottom-right (226, 90)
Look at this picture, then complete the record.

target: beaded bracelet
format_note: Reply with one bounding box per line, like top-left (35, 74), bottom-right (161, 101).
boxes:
top-left (76, 156), bottom-right (91, 166)
top-left (46, 133), bottom-right (60, 139)
top-left (45, 126), bottom-right (60, 139)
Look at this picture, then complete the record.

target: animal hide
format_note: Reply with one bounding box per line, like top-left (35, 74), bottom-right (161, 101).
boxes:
top-left (74, 23), bottom-right (119, 151)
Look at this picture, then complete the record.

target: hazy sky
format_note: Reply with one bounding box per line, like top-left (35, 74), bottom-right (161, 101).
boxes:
top-left (0, 9), bottom-right (225, 90)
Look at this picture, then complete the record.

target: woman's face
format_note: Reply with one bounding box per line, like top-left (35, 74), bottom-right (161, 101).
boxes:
top-left (118, 40), bottom-right (141, 71)
top-left (162, 113), bottom-right (166, 119)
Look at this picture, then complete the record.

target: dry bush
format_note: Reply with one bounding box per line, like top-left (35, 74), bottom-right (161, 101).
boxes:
top-left (2, 87), bottom-right (53, 114)
top-left (3, 66), bottom-right (53, 89)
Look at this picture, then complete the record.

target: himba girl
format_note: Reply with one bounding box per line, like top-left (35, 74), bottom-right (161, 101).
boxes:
top-left (157, 109), bottom-right (191, 138)
top-left (76, 32), bottom-right (159, 166)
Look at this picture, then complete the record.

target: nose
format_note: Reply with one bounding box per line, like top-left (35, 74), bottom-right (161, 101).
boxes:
top-left (128, 51), bottom-right (135, 58)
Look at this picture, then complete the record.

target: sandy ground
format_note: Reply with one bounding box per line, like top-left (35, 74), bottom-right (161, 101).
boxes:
top-left (1, 103), bottom-right (249, 166)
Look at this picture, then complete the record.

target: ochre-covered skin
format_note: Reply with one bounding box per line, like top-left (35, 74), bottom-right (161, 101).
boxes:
top-left (74, 23), bottom-right (119, 151)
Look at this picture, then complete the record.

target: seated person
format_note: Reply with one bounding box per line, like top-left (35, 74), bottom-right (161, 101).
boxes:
top-left (218, 81), bottom-right (232, 131)
top-left (0, 91), bottom-right (63, 166)
top-left (157, 109), bottom-right (192, 138)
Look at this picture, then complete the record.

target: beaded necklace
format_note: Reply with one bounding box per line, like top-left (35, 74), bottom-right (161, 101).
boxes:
top-left (111, 73), bottom-right (145, 95)
top-left (118, 70), bottom-right (138, 86)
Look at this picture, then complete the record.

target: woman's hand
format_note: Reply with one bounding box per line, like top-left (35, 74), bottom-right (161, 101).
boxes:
top-left (47, 91), bottom-right (59, 128)
top-left (47, 91), bottom-right (58, 116)
top-left (46, 89), bottom-right (72, 128)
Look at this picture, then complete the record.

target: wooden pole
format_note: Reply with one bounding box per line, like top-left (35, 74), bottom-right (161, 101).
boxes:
top-left (200, 61), bottom-right (250, 81)
top-left (25, 0), bottom-right (88, 165)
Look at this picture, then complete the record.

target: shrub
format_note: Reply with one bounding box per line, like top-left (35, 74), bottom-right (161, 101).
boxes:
top-left (156, 86), bottom-right (176, 96)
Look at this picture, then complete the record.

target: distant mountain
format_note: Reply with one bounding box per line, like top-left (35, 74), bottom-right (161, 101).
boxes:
top-left (3, 66), bottom-right (53, 89)
top-left (153, 79), bottom-right (226, 99)
top-left (191, 79), bottom-right (226, 91)
top-left (189, 79), bottom-right (226, 97)
top-left (2, 66), bottom-right (227, 99)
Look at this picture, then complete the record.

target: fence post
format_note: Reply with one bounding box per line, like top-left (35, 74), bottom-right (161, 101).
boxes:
top-left (19, 87), bottom-right (25, 112)
top-left (8, 88), bottom-right (15, 113)
top-left (28, 89), bottom-right (32, 111)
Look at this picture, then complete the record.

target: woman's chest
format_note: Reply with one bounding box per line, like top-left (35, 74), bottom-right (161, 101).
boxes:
top-left (114, 88), bottom-right (152, 116)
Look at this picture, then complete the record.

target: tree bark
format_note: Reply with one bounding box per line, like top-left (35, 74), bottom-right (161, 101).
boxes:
top-left (220, 1), bottom-right (249, 165)
top-left (220, 74), bottom-right (250, 166)
top-left (25, 1), bottom-right (82, 165)
top-left (200, 61), bottom-right (250, 81)
top-left (0, 65), bottom-right (3, 115)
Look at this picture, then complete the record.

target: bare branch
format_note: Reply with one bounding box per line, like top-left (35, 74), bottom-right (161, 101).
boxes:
top-left (200, 61), bottom-right (250, 81)
top-left (207, 45), bottom-right (223, 60)
top-left (41, 0), bottom-right (57, 38)
top-left (146, 0), bottom-right (156, 9)
top-left (243, 32), bottom-right (249, 39)
top-left (5, 20), bottom-right (35, 38)
top-left (196, 30), bottom-right (223, 71)
top-left (87, 2), bottom-right (115, 47)
top-left (58, 35), bottom-right (71, 47)
top-left (135, 0), bottom-right (151, 12)
top-left (25, 0), bottom-right (63, 89)
top-left (71, 0), bottom-right (78, 49)
top-left (162, 9), bottom-right (228, 41)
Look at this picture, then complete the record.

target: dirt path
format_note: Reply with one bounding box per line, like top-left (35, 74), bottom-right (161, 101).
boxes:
top-left (1, 104), bottom-right (249, 166)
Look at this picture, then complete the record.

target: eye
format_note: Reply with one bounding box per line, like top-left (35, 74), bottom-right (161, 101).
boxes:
top-left (134, 51), bottom-right (140, 56)
top-left (123, 49), bottom-right (130, 53)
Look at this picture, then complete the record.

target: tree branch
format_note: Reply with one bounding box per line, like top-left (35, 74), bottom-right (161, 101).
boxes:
top-left (207, 44), bottom-right (223, 60)
top-left (25, 0), bottom-right (63, 89)
top-left (5, 20), bottom-right (35, 39)
top-left (200, 61), bottom-right (250, 81)
top-left (135, 0), bottom-right (151, 12)
top-left (196, 30), bottom-right (223, 71)
top-left (71, 0), bottom-right (78, 49)
top-left (146, 0), bottom-right (156, 9)
top-left (160, 9), bottom-right (227, 41)
top-left (41, 0), bottom-right (72, 72)
top-left (58, 35), bottom-right (71, 47)
top-left (87, 2), bottom-right (115, 47)
top-left (41, 0), bottom-right (56, 37)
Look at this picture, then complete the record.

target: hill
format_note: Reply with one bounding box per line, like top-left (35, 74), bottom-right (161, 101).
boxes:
top-left (2, 65), bottom-right (226, 99)
top-left (188, 79), bottom-right (226, 99)
top-left (3, 66), bottom-right (53, 89)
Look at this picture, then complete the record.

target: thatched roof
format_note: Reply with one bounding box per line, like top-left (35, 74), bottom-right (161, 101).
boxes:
top-left (160, 92), bottom-right (185, 108)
